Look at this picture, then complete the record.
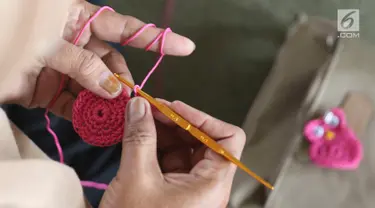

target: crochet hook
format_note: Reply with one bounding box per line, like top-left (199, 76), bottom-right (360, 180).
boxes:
top-left (114, 73), bottom-right (274, 190)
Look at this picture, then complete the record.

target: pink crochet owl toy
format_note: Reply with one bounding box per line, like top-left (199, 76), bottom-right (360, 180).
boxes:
top-left (303, 108), bottom-right (363, 170)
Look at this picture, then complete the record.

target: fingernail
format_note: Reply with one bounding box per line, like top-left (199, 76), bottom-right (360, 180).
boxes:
top-left (127, 97), bottom-right (146, 122)
top-left (99, 71), bottom-right (122, 95)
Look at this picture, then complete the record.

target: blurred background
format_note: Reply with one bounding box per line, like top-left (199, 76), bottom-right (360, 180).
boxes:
top-left (102, 0), bottom-right (373, 126)
top-left (4, 0), bottom-right (375, 207)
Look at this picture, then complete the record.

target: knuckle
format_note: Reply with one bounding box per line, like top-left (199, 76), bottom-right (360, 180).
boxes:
top-left (108, 50), bottom-right (122, 60)
top-left (124, 127), bottom-right (154, 145)
top-left (171, 100), bottom-right (183, 106)
top-left (107, 51), bottom-right (126, 66)
top-left (235, 127), bottom-right (246, 146)
top-left (76, 50), bottom-right (101, 77)
top-left (171, 100), bottom-right (189, 110)
top-left (120, 16), bottom-right (140, 41)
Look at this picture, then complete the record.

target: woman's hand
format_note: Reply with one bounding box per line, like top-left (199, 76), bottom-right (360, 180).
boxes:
top-left (3, 0), bottom-right (195, 120)
top-left (99, 97), bottom-right (246, 208)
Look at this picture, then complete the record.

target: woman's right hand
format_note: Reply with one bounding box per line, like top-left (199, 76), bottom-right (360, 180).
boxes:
top-left (100, 97), bottom-right (246, 208)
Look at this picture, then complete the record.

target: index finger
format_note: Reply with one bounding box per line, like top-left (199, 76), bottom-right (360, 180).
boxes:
top-left (86, 3), bottom-right (195, 56)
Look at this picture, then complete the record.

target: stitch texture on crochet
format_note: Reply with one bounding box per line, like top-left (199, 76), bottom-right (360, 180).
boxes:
top-left (72, 89), bottom-right (130, 147)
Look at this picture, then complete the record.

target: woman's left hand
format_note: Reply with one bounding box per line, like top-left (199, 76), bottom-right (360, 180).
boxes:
top-left (4, 0), bottom-right (195, 120)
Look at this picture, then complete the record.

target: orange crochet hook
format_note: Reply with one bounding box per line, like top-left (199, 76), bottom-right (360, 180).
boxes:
top-left (114, 73), bottom-right (274, 190)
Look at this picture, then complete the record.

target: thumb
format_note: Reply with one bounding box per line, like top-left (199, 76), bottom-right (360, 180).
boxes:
top-left (119, 97), bottom-right (161, 176)
top-left (45, 40), bottom-right (123, 99)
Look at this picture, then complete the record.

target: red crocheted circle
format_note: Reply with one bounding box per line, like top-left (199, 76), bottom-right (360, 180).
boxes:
top-left (72, 89), bottom-right (130, 147)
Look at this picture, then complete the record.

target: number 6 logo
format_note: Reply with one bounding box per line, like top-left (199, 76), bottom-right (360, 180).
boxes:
top-left (341, 11), bottom-right (356, 29)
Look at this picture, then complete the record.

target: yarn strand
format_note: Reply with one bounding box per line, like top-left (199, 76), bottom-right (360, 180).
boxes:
top-left (44, 6), bottom-right (171, 190)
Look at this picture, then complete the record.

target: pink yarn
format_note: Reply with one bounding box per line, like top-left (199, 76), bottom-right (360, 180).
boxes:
top-left (80, 180), bottom-right (109, 190)
top-left (121, 24), bottom-right (171, 94)
top-left (44, 6), bottom-right (171, 190)
top-left (303, 108), bottom-right (363, 170)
